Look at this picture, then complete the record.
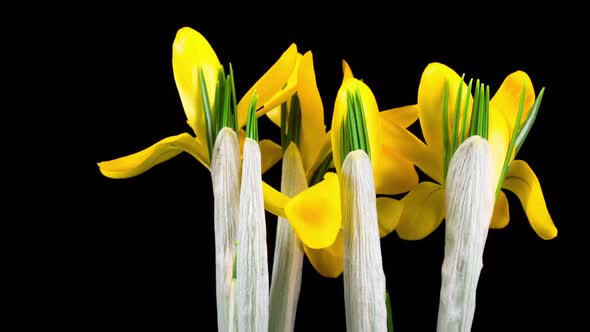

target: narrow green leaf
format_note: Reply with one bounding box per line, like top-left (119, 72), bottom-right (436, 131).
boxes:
top-left (246, 92), bottom-right (259, 141)
top-left (496, 82), bottom-right (527, 197)
top-left (469, 79), bottom-right (481, 137)
top-left (355, 88), bottom-right (370, 158)
top-left (309, 152), bottom-right (333, 186)
top-left (514, 87), bottom-right (545, 156)
top-left (229, 63), bottom-right (238, 131)
top-left (450, 74), bottom-right (465, 156)
top-left (199, 67), bottom-right (214, 159)
top-left (442, 79), bottom-right (450, 180)
top-left (386, 291), bottom-right (394, 332)
top-left (460, 78), bottom-right (473, 142)
top-left (280, 101), bottom-right (288, 152)
top-left (484, 85), bottom-right (490, 139)
top-left (288, 94), bottom-right (302, 148)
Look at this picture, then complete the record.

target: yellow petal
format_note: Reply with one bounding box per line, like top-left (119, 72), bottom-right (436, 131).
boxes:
top-left (376, 197), bottom-right (404, 238)
top-left (490, 71), bottom-right (535, 134)
top-left (373, 149), bottom-right (418, 195)
top-left (285, 172), bottom-right (341, 249)
top-left (380, 117), bottom-right (443, 184)
top-left (238, 44), bottom-right (299, 128)
top-left (263, 181), bottom-right (289, 219)
top-left (172, 27), bottom-right (221, 139)
top-left (305, 133), bottom-right (332, 182)
top-left (380, 105), bottom-right (419, 128)
top-left (417, 62), bottom-right (472, 163)
top-left (303, 231), bottom-right (344, 278)
top-left (488, 109), bottom-right (510, 189)
top-left (265, 104), bottom-right (281, 128)
top-left (396, 181), bottom-right (445, 240)
top-left (331, 60), bottom-right (381, 174)
top-left (98, 133), bottom-right (209, 179)
top-left (259, 139), bottom-right (282, 174)
top-left (490, 190), bottom-right (510, 229)
top-left (264, 53), bottom-right (303, 128)
top-left (502, 160), bottom-right (557, 239)
top-left (298, 51), bottom-right (328, 174)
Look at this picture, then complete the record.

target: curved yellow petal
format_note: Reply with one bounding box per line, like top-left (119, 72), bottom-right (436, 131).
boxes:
top-left (502, 160), bottom-right (557, 239)
top-left (332, 60), bottom-right (381, 174)
top-left (285, 172), bottom-right (341, 249)
top-left (377, 197), bottom-right (404, 238)
top-left (298, 51), bottom-right (328, 174)
top-left (417, 63), bottom-right (471, 161)
top-left (265, 104), bottom-right (282, 128)
top-left (238, 43), bottom-right (299, 128)
top-left (488, 108), bottom-right (510, 188)
top-left (380, 117), bottom-right (443, 184)
top-left (374, 150), bottom-right (418, 195)
top-left (396, 181), bottom-right (445, 240)
top-left (490, 190), bottom-right (510, 229)
top-left (380, 105), bottom-right (419, 128)
top-left (98, 133), bottom-right (209, 179)
top-left (303, 231), bottom-right (344, 278)
top-left (172, 27), bottom-right (221, 139)
top-left (263, 181), bottom-right (289, 219)
top-left (264, 53), bottom-right (303, 128)
top-left (259, 139), bottom-right (282, 174)
top-left (490, 71), bottom-right (535, 134)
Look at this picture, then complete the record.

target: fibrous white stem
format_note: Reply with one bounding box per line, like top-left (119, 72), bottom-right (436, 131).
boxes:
top-left (211, 128), bottom-right (240, 332)
top-left (236, 138), bottom-right (269, 332)
top-left (341, 150), bottom-right (387, 332)
top-left (269, 143), bottom-right (307, 332)
top-left (437, 136), bottom-right (495, 332)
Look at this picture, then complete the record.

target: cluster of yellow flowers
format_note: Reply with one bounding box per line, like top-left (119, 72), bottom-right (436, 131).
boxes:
top-left (98, 27), bottom-right (556, 331)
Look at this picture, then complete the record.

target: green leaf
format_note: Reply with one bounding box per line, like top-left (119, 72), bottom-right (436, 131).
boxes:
top-left (280, 101), bottom-right (288, 152)
top-left (246, 92), bottom-right (259, 141)
top-left (450, 74), bottom-right (465, 156)
top-left (460, 78), bottom-right (473, 143)
top-left (386, 291), bottom-right (394, 332)
top-left (514, 87), bottom-right (545, 156)
top-left (309, 152), bottom-right (333, 186)
top-left (442, 79), bottom-right (450, 180)
top-left (199, 67), bottom-right (214, 159)
top-left (496, 82), bottom-right (527, 197)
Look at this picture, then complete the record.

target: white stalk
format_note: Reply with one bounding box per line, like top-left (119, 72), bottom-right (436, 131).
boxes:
top-left (437, 136), bottom-right (495, 332)
top-left (269, 143), bottom-right (307, 332)
top-left (236, 138), bottom-right (269, 332)
top-left (341, 150), bottom-right (387, 332)
top-left (211, 127), bottom-right (240, 332)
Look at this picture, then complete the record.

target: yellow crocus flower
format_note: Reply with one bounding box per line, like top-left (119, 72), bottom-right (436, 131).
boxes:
top-left (281, 61), bottom-right (420, 277)
top-left (98, 27), bottom-right (296, 177)
top-left (381, 62), bottom-right (557, 240)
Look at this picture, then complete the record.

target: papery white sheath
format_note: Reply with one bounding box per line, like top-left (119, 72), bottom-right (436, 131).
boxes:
top-left (269, 143), bottom-right (307, 332)
top-left (437, 136), bottom-right (495, 332)
top-left (341, 150), bottom-right (387, 332)
top-left (211, 128), bottom-right (241, 332)
top-left (236, 138), bottom-right (269, 332)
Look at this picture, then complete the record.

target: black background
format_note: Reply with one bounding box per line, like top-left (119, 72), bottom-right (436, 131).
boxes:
top-left (39, 2), bottom-right (585, 331)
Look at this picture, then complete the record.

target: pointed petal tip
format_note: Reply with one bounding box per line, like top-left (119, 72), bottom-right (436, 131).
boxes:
top-left (342, 60), bottom-right (353, 79)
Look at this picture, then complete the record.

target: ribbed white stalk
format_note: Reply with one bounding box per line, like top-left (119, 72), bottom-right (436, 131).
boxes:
top-left (269, 143), bottom-right (307, 332)
top-left (211, 128), bottom-right (240, 332)
top-left (341, 150), bottom-right (387, 332)
top-left (437, 136), bottom-right (495, 332)
top-left (236, 138), bottom-right (269, 332)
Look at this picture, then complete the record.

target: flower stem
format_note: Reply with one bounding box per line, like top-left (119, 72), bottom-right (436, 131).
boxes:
top-left (211, 128), bottom-right (241, 332)
top-left (438, 136), bottom-right (495, 332)
top-left (341, 150), bottom-right (387, 332)
top-left (269, 143), bottom-right (307, 332)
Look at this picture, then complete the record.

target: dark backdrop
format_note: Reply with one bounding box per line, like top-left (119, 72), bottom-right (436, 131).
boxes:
top-left (71, 2), bottom-right (586, 331)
